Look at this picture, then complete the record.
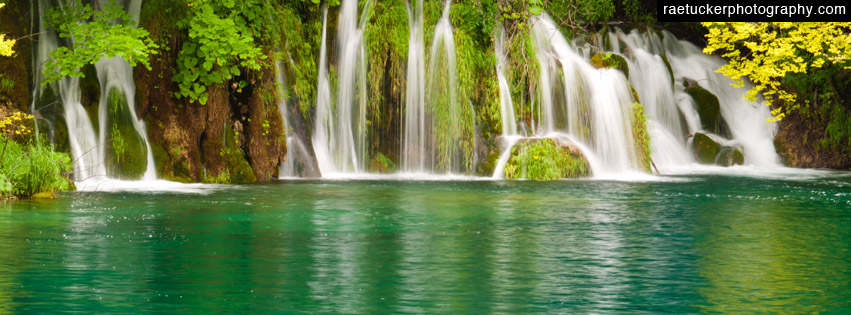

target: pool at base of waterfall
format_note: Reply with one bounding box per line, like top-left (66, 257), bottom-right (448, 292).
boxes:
top-left (1, 172), bottom-right (850, 313)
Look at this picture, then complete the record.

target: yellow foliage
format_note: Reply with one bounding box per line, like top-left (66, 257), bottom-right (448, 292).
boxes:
top-left (0, 112), bottom-right (34, 139)
top-left (0, 3), bottom-right (16, 57)
top-left (702, 22), bottom-right (851, 121)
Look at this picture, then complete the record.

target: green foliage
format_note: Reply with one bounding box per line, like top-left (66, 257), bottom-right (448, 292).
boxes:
top-left (275, 2), bottom-right (324, 119)
top-left (0, 137), bottom-right (73, 199)
top-left (369, 152), bottom-right (396, 173)
top-left (174, 0), bottom-right (269, 105)
top-left (631, 102), bottom-right (651, 172)
top-left (621, 0), bottom-right (654, 24)
top-left (43, 0), bottom-right (158, 84)
top-left (781, 64), bottom-right (851, 154)
top-left (504, 138), bottom-right (589, 181)
top-left (0, 73), bottom-right (14, 92)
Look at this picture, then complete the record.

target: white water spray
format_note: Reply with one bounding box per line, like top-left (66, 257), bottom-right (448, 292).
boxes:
top-left (402, 0), bottom-right (464, 174)
top-left (529, 14), bottom-right (641, 175)
top-left (33, 0), bottom-right (156, 181)
top-left (613, 28), bottom-right (778, 168)
top-left (312, 1), bottom-right (371, 175)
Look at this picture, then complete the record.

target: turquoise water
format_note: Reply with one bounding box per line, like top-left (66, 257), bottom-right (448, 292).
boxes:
top-left (1, 173), bottom-right (850, 313)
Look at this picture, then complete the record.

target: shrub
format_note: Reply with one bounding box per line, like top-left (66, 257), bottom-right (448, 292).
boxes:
top-left (0, 112), bottom-right (73, 199)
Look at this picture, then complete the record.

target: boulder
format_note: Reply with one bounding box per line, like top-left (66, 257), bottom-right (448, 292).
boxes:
top-left (683, 78), bottom-right (722, 134)
top-left (504, 138), bottom-right (590, 181)
top-left (692, 132), bottom-right (744, 166)
top-left (590, 53), bottom-right (630, 79)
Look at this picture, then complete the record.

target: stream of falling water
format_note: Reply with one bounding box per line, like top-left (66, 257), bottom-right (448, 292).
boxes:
top-left (611, 28), bottom-right (779, 169)
top-left (312, 0), bottom-right (371, 176)
top-left (402, 0), bottom-right (464, 174)
top-left (528, 14), bottom-right (640, 175)
top-left (494, 16), bottom-right (781, 178)
top-left (33, 0), bottom-right (156, 182)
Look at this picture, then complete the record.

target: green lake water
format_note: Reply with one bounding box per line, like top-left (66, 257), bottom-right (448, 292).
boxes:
top-left (1, 173), bottom-right (850, 313)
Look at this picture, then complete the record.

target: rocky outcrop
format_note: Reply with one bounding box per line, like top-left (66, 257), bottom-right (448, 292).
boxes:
top-left (773, 108), bottom-right (851, 169)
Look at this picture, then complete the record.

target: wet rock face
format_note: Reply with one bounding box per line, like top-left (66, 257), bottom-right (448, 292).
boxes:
top-left (683, 78), bottom-right (722, 134)
top-left (692, 132), bottom-right (744, 166)
top-left (134, 1), bottom-right (285, 183)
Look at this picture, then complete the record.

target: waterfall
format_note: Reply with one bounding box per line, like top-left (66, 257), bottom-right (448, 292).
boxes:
top-left (529, 14), bottom-right (640, 175)
top-left (612, 28), bottom-right (779, 167)
top-left (33, 0), bottom-right (98, 181)
top-left (491, 25), bottom-right (521, 179)
top-left (495, 25), bottom-right (517, 137)
top-left (402, 0), bottom-right (464, 174)
top-left (95, 56), bottom-right (156, 180)
top-left (312, 0), bottom-right (371, 176)
top-left (402, 0), bottom-right (425, 173)
top-left (33, 0), bottom-right (156, 181)
top-left (277, 59), bottom-right (320, 178)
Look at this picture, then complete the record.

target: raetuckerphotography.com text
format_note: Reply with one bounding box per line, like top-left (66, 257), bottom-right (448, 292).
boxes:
top-left (657, 1), bottom-right (850, 21)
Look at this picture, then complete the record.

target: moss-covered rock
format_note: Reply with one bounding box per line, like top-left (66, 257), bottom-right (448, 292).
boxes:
top-left (590, 53), bottom-right (629, 78)
top-left (368, 152), bottom-right (396, 174)
top-left (692, 132), bottom-right (744, 166)
top-left (773, 136), bottom-right (795, 167)
top-left (684, 78), bottom-right (722, 134)
top-left (104, 88), bottom-right (148, 179)
top-left (631, 102), bottom-right (652, 172)
top-left (716, 145), bottom-right (745, 166)
top-left (692, 132), bottom-right (720, 164)
top-left (504, 138), bottom-right (590, 181)
top-left (203, 124), bottom-right (256, 184)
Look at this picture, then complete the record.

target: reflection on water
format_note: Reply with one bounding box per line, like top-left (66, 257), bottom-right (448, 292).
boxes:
top-left (1, 175), bottom-right (850, 313)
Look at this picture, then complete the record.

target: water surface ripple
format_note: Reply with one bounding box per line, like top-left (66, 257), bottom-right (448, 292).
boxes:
top-left (1, 174), bottom-right (849, 313)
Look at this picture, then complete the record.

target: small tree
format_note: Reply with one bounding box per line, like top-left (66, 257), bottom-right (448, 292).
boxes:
top-left (702, 22), bottom-right (851, 121)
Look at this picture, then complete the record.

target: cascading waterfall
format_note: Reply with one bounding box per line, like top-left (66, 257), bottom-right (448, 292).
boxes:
top-left (33, 0), bottom-right (101, 181)
top-left (33, 0), bottom-right (156, 181)
top-left (492, 25), bottom-right (522, 179)
top-left (312, 0), bottom-right (371, 175)
top-left (402, 0), bottom-right (464, 174)
top-left (402, 0), bottom-right (425, 173)
top-left (610, 28), bottom-right (778, 168)
top-left (529, 14), bottom-right (641, 175)
top-left (495, 26), bottom-right (517, 137)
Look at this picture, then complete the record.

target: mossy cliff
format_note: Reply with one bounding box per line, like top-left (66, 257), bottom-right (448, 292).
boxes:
top-left (134, 0), bottom-right (285, 183)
